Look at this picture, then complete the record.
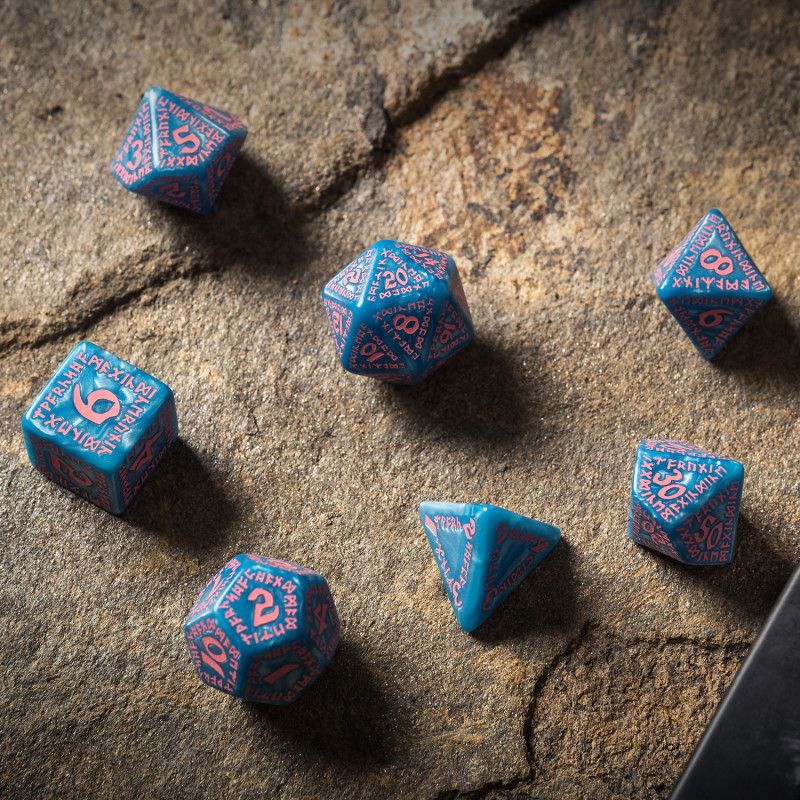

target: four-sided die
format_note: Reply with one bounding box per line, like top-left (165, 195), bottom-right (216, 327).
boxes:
top-left (420, 502), bottom-right (561, 632)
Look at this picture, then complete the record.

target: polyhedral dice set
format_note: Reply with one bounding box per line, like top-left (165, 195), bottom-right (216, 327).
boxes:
top-left (18, 84), bottom-right (775, 705)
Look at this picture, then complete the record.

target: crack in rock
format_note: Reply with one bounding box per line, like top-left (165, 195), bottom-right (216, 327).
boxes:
top-left (439, 625), bottom-right (749, 799)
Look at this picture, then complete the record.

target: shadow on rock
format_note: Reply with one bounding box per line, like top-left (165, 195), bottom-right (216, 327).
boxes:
top-left (663, 513), bottom-right (795, 620)
top-left (713, 297), bottom-right (800, 391)
top-left (471, 537), bottom-right (578, 644)
top-left (125, 439), bottom-right (239, 555)
top-left (246, 639), bottom-right (407, 768)
top-left (381, 338), bottom-right (537, 448)
top-left (155, 152), bottom-right (311, 277)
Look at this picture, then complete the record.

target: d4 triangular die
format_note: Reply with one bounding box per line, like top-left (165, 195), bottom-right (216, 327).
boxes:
top-left (420, 502), bottom-right (561, 632)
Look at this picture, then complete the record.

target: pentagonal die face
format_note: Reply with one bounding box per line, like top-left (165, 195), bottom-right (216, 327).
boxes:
top-left (322, 241), bottom-right (474, 384)
top-left (185, 555), bottom-right (340, 704)
top-left (21, 341), bottom-right (178, 514)
top-left (112, 86), bottom-right (247, 214)
top-left (652, 209), bottom-right (772, 359)
top-left (628, 440), bottom-right (744, 565)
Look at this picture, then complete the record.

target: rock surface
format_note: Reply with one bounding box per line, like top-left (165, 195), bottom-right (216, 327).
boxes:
top-left (1, 0), bottom-right (798, 798)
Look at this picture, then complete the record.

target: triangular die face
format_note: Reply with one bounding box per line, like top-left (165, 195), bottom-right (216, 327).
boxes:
top-left (482, 520), bottom-right (557, 615)
top-left (154, 92), bottom-right (229, 171)
top-left (394, 242), bottom-right (451, 280)
top-left (634, 441), bottom-right (739, 528)
top-left (322, 298), bottom-right (352, 358)
top-left (325, 247), bottom-right (375, 303)
top-left (112, 98), bottom-right (155, 188)
top-left (347, 323), bottom-right (408, 378)
top-left (429, 300), bottom-right (471, 362)
top-left (664, 211), bottom-right (770, 298)
top-left (652, 213), bottom-right (706, 287)
top-left (673, 481), bottom-right (742, 565)
top-left (143, 175), bottom-right (204, 213)
top-left (666, 296), bottom-right (762, 358)
top-left (629, 499), bottom-right (681, 561)
top-left (363, 246), bottom-right (434, 304)
top-left (371, 296), bottom-right (437, 366)
top-left (421, 511), bottom-right (478, 614)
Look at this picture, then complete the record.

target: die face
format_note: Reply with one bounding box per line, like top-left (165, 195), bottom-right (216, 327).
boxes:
top-left (23, 437), bottom-right (117, 512)
top-left (185, 613), bottom-right (245, 697)
top-left (242, 640), bottom-right (324, 705)
top-left (112, 86), bottom-right (247, 214)
top-left (185, 554), bottom-right (339, 704)
top-left (629, 440), bottom-right (744, 565)
top-left (662, 297), bottom-right (765, 359)
top-left (22, 341), bottom-right (178, 513)
top-left (324, 245), bottom-right (377, 306)
top-left (111, 96), bottom-right (155, 191)
top-left (304, 580), bottom-right (341, 663)
top-left (421, 502), bottom-right (485, 630)
top-left (671, 480), bottom-right (743, 565)
top-left (651, 212), bottom-right (707, 289)
top-left (653, 210), bottom-right (772, 358)
top-left (628, 499), bottom-right (683, 561)
top-left (322, 241), bottom-right (474, 384)
top-left (479, 506), bottom-right (561, 621)
top-left (420, 502), bottom-right (560, 632)
top-left (186, 556), bottom-right (245, 625)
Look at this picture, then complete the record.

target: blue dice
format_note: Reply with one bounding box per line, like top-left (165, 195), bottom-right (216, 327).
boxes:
top-left (420, 502), bottom-right (560, 632)
top-left (322, 241), bottom-right (474, 384)
top-left (185, 554), bottom-right (340, 704)
top-left (652, 209), bottom-right (772, 358)
top-left (22, 341), bottom-right (178, 514)
top-left (112, 86), bottom-right (247, 214)
top-left (628, 440), bottom-right (744, 565)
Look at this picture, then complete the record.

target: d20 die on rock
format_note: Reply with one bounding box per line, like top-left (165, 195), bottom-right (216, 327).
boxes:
top-left (185, 554), bottom-right (340, 704)
top-left (322, 240), bottom-right (474, 385)
top-left (112, 86), bottom-right (247, 214)
top-left (420, 502), bottom-right (561, 632)
top-left (652, 209), bottom-right (772, 359)
top-left (628, 440), bottom-right (744, 566)
top-left (21, 341), bottom-right (178, 514)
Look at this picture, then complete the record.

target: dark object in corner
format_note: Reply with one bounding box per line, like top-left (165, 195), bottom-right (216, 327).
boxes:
top-left (671, 562), bottom-right (800, 800)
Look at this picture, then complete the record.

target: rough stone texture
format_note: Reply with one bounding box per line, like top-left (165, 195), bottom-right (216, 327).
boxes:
top-left (1, 0), bottom-right (798, 798)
